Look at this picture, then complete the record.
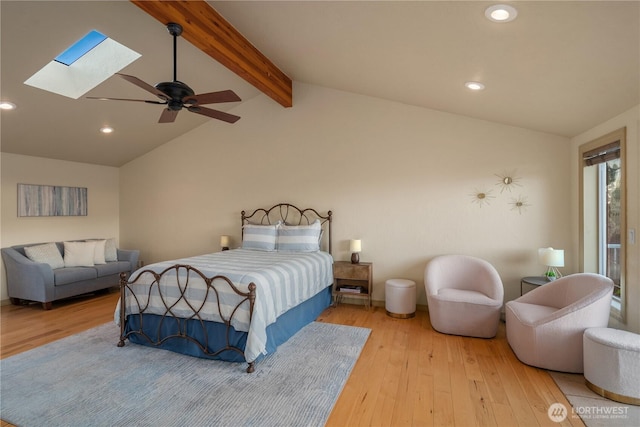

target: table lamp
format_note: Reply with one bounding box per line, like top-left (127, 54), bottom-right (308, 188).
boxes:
top-left (350, 239), bottom-right (361, 264)
top-left (220, 235), bottom-right (230, 251)
top-left (538, 247), bottom-right (564, 280)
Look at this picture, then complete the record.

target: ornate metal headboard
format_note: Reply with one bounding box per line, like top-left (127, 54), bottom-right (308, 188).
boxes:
top-left (241, 203), bottom-right (332, 254)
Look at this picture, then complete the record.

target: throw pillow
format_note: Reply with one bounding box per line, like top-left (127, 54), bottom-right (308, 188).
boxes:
top-left (92, 239), bottom-right (107, 264)
top-left (63, 241), bottom-right (97, 267)
top-left (24, 242), bottom-right (65, 269)
top-left (104, 238), bottom-right (117, 262)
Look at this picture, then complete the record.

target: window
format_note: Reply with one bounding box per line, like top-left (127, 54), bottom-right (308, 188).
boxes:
top-left (579, 128), bottom-right (626, 320)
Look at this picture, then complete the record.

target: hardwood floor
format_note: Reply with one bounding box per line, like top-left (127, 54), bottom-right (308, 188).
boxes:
top-left (0, 292), bottom-right (584, 427)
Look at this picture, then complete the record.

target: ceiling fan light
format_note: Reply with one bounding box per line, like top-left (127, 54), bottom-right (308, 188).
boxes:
top-left (100, 126), bottom-right (114, 134)
top-left (485, 4), bottom-right (518, 23)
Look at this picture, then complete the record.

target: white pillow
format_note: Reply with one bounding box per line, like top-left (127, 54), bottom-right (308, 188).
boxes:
top-left (104, 238), bottom-right (117, 262)
top-left (92, 239), bottom-right (107, 264)
top-left (24, 243), bottom-right (65, 270)
top-left (64, 241), bottom-right (97, 267)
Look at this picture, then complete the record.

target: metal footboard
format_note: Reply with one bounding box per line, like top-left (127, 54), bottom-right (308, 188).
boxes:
top-left (117, 266), bottom-right (257, 373)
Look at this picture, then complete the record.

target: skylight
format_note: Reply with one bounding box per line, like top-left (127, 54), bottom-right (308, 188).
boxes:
top-left (55, 30), bottom-right (108, 66)
top-left (24, 30), bottom-right (141, 99)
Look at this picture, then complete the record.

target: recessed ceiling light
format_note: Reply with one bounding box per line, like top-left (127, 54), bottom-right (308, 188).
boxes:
top-left (100, 126), bottom-right (114, 134)
top-left (0, 101), bottom-right (17, 110)
top-left (465, 81), bottom-right (486, 91)
top-left (485, 4), bottom-right (518, 23)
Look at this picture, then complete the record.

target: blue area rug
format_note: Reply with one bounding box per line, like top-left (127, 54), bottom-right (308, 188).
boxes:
top-left (1, 321), bottom-right (370, 427)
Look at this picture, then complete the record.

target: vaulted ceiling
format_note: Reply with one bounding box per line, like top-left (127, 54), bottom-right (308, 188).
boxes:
top-left (1, 1), bottom-right (638, 167)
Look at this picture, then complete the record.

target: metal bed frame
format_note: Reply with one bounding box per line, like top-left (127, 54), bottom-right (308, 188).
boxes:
top-left (118, 203), bottom-right (332, 373)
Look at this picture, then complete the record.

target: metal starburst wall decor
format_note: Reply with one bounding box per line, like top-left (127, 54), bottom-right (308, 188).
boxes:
top-left (495, 170), bottom-right (522, 193)
top-left (470, 189), bottom-right (495, 207)
top-left (509, 195), bottom-right (531, 214)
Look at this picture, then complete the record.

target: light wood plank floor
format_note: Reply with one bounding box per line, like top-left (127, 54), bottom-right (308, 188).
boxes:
top-left (1, 291), bottom-right (584, 427)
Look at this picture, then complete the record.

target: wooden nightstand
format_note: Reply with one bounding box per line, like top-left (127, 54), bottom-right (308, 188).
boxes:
top-left (333, 261), bottom-right (372, 309)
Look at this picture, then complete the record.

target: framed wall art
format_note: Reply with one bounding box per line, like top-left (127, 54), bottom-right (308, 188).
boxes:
top-left (18, 184), bottom-right (87, 217)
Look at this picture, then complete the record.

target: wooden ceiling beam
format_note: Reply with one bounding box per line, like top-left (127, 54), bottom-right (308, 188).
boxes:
top-left (131, 0), bottom-right (292, 107)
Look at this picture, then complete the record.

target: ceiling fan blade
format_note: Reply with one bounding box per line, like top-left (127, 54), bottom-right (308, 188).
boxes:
top-left (86, 96), bottom-right (167, 105)
top-left (183, 90), bottom-right (241, 106)
top-left (159, 108), bottom-right (179, 123)
top-left (188, 106), bottom-right (241, 124)
top-left (116, 73), bottom-right (169, 100)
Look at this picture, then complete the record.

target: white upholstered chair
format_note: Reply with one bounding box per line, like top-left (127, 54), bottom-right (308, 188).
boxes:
top-left (424, 255), bottom-right (504, 338)
top-left (505, 273), bottom-right (613, 373)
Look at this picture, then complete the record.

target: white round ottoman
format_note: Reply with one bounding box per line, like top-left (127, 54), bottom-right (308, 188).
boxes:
top-left (583, 327), bottom-right (640, 405)
top-left (385, 279), bottom-right (416, 319)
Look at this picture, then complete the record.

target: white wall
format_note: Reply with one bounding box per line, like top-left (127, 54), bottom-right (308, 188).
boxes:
top-left (120, 82), bottom-right (572, 306)
top-left (3, 83), bottom-right (634, 331)
top-left (0, 153), bottom-right (120, 300)
top-left (571, 105), bottom-right (640, 333)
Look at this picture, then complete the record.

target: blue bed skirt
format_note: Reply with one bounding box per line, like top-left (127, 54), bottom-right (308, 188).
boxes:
top-left (124, 286), bottom-right (332, 363)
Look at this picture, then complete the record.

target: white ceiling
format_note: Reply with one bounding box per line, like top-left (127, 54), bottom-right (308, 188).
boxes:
top-left (1, 1), bottom-right (638, 167)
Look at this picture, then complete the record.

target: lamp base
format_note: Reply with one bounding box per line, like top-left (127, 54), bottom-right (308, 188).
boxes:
top-left (544, 266), bottom-right (562, 281)
top-left (351, 252), bottom-right (360, 264)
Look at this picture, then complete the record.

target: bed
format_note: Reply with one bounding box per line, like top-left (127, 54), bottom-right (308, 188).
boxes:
top-left (115, 203), bottom-right (333, 373)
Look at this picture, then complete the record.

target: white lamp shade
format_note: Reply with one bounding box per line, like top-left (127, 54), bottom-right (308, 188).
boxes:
top-left (538, 247), bottom-right (564, 267)
top-left (220, 235), bottom-right (230, 247)
top-left (349, 239), bottom-right (362, 253)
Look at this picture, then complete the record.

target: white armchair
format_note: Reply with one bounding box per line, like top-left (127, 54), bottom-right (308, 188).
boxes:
top-left (424, 255), bottom-right (504, 338)
top-left (505, 273), bottom-right (613, 373)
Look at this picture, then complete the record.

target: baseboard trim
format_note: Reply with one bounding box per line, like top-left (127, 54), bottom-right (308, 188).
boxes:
top-left (343, 298), bottom-right (428, 312)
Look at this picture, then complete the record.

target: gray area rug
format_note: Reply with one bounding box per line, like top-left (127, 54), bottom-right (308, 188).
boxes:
top-left (1, 321), bottom-right (370, 427)
top-left (550, 372), bottom-right (640, 427)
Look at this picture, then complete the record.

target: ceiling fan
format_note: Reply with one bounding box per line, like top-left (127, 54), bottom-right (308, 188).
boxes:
top-left (88, 23), bottom-right (241, 124)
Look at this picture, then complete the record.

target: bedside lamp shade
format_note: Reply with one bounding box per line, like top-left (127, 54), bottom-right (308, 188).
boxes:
top-left (350, 239), bottom-right (361, 264)
top-left (538, 247), bottom-right (564, 280)
top-left (220, 235), bottom-right (230, 251)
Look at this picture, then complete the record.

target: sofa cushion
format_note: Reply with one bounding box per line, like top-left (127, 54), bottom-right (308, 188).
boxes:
top-left (24, 243), bottom-right (65, 269)
top-left (506, 301), bottom-right (558, 325)
top-left (54, 267), bottom-right (97, 286)
top-left (93, 261), bottom-right (131, 278)
top-left (436, 288), bottom-right (498, 306)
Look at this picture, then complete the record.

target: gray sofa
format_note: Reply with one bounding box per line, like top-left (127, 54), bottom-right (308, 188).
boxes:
top-left (1, 241), bottom-right (139, 309)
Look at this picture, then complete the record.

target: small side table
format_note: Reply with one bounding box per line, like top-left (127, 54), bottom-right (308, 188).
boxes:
top-left (333, 261), bottom-right (373, 309)
top-left (520, 276), bottom-right (549, 295)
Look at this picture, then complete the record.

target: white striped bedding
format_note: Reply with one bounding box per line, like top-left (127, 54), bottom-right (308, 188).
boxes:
top-left (115, 248), bottom-right (334, 362)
